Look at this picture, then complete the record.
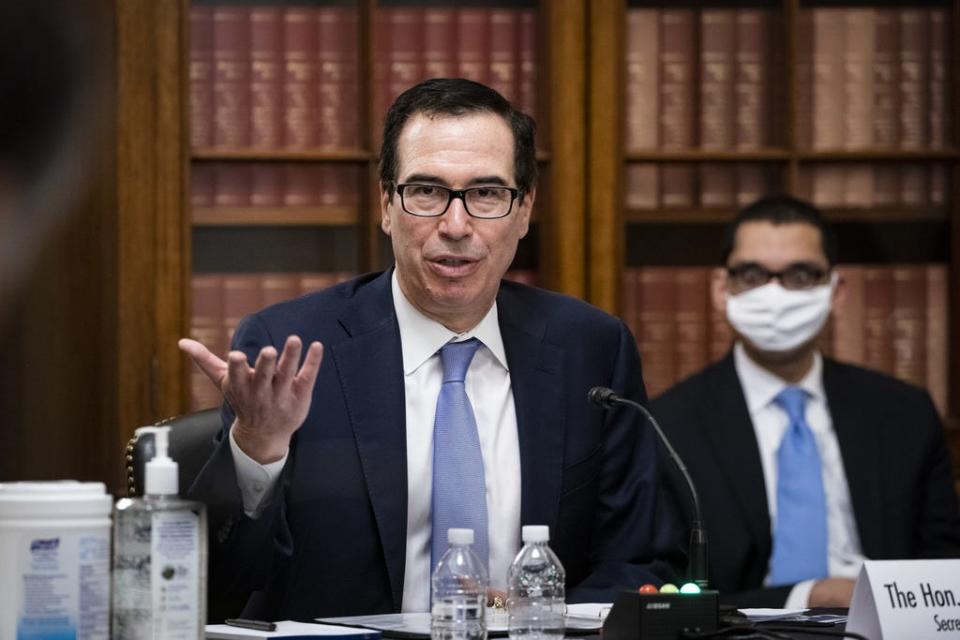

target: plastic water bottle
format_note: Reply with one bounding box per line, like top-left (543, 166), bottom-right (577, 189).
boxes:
top-left (431, 528), bottom-right (488, 640)
top-left (507, 525), bottom-right (565, 640)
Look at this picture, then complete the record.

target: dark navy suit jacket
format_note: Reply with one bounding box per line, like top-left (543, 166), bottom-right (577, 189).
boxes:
top-left (189, 271), bottom-right (684, 621)
top-left (652, 353), bottom-right (960, 608)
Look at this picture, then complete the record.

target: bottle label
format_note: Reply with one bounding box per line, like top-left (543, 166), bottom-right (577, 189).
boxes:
top-left (16, 529), bottom-right (110, 640)
top-left (150, 511), bottom-right (200, 639)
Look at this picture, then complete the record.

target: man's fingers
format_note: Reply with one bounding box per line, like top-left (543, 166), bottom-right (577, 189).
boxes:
top-left (227, 350), bottom-right (253, 393)
top-left (275, 335), bottom-right (303, 385)
top-left (252, 346), bottom-right (278, 392)
top-left (292, 341), bottom-right (324, 393)
top-left (179, 338), bottom-right (228, 386)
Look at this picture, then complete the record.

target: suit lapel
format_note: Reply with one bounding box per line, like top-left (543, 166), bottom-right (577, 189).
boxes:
top-left (330, 272), bottom-right (407, 611)
top-left (702, 355), bottom-right (772, 550)
top-left (497, 286), bottom-right (566, 531)
top-left (823, 359), bottom-right (884, 556)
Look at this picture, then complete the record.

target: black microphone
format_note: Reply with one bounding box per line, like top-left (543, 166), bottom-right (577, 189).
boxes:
top-left (588, 386), bottom-right (708, 589)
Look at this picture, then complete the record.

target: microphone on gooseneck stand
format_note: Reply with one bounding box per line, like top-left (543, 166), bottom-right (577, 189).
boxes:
top-left (587, 386), bottom-right (708, 589)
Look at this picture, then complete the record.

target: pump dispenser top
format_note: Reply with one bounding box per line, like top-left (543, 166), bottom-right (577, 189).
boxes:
top-left (135, 426), bottom-right (178, 496)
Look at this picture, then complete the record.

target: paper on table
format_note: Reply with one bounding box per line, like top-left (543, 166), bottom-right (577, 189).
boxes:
top-left (739, 608), bottom-right (809, 622)
top-left (318, 607), bottom-right (605, 639)
top-left (206, 620), bottom-right (382, 639)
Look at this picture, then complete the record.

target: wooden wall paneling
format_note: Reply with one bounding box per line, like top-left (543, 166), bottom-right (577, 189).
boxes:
top-left (544, 0), bottom-right (587, 298)
top-left (114, 0), bottom-right (189, 486)
top-left (587, 0), bottom-right (624, 314)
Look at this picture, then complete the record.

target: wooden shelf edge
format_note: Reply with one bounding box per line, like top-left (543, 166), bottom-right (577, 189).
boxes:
top-left (192, 148), bottom-right (373, 162)
top-left (624, 148), bottom-right (960, 163)
top-left (626, 149), bottom-right (790, 162)
top-left (192, 206), bottom-right (359, 226)
top-left (797, 148), bottom-right (960, 161)
top-left (625, 206), bottom-right (950, 224)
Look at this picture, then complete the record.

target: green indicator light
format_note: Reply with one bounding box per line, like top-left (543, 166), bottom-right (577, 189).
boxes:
top-left (680, 583), bottom-right (701, 594)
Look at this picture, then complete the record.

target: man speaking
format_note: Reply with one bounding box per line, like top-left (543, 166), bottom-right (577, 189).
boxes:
top-left (181, 78), bottom-right (683, 621)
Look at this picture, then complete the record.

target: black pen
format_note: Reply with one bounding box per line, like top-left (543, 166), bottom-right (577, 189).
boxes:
top-left (225, 618), bottom-right (278, 632)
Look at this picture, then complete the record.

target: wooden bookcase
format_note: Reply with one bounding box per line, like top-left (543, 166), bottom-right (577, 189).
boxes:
top-left (587, 0), bottom-right (960, 469)
top-left (6, 0), bottom-right (956, 490)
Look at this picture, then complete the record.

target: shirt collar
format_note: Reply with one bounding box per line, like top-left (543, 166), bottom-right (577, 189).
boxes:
top-left (392, 270), bottom-right (509, 375)
top-left (733, 341), bottom-right (825, 413)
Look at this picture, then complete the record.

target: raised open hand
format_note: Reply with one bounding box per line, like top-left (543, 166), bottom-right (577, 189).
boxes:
top-left (179, 335), bottom-right (323, 464)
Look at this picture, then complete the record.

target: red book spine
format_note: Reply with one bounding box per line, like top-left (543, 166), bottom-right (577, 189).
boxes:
top-left (283, 7), bottom-right (319, 148)
top-left (261, 273), bottom-right (300, 308)
top-left (223, 274), bottom-right (264, 345)
top-left (424, 9), bottom-right (457, 79)
top-left (250, 163), bottom-right (283, 207)
top-left (709, 301), bottom-right (735, 362)
top-left (637, 267), bottom-right (677, 398)
top-left (832, 265), bottom-right (865, 364)
top-left (812, 8), bottom-right (845, 150)
top-left (299, 272), bottom-right (338, 296)
top-left (699, 10), bottom-right (735, 149)
top-left (214, 163), bottom-right (251, 207)
top-left (699, 163), bottom-right (735, 208)
top-left (872, 9), bottom-right (900, 147)
top-left (863, 266), bottom-right (895, 375)
top-left (190, 162), bottom-right (215, 208)
top-left (626, 9), bottom-right (659, 151)
top-left (734, 9), bottom-right (771, 149)
top-left (489, 9), bottom-right (518, 102)
top-left (674, 267), bottom-right (709, 382)
top-left (660, 165), bottom-right (694, 208)
top-left (659, 10), bottom-right (694, 149)
top-left (735, 164), bottom-right (768, 207)
top-left (190, 274), bottom-right (225, 410)
top-left (250, 7), bottom-right (283, 149)
top-left (873, 163), bottom-right (901, 207)
top-left (625, 164), bottom-right (659, 210)
top-left (318, 6), bottom-right (360, 148)
top-left (517, 9), bottom-right (537, 118)
top-left (900, 163), bottom-right (927, 207)
top-left (929, 164), bottom-right (946, 207)
top-left (892, 266), bottom-right (927, 386)
top-left (925, 264), bottom-right (948, 416)
top-left (317, 164), bottom-right (342, 207)
top-left (387, 9), bottom-right (424, 107)
top-left (897, 9), bottom-right (929, 149)
top-left (843, 9), bottom-right (874, 150)
top-left (373, 10), bottom-right (391, 128)
top-left (283, 163), bottom-right (319, 207)
top-left (457, 9), bottom-right (490, 85)
top-left (189, 6), bottom-right (215, 149)
top-left (844, 163), bottom-right (874, 208)
top-left (794, 10), bottom-right (814, 149)
top-left (213, 7), bottom-right (251, 147)
top-left (928, 9), bottom-right (948, 149)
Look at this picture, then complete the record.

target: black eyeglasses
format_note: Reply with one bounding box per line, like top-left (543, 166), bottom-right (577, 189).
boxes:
top-left (395, 183), bottom-right (521, 219)
top-left (727, 262), bottom-right (830, 291)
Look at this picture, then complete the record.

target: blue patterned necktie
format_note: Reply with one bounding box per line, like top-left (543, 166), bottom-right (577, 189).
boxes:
top-left (769, 386), bottom-right (829, 585)
top-left (431, 338), bottom-right (489, 574)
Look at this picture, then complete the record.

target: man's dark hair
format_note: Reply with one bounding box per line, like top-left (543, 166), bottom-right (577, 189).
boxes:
top-left (379, 78), bottom-right (537, 201)
top-left (721, 195), bottom-right (838, 265)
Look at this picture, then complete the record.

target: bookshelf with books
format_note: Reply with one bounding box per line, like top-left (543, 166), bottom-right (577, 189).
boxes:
top-left (589, 0), bottom-right (960, 471)
top-left (181, 0), bottom-right (578, 410)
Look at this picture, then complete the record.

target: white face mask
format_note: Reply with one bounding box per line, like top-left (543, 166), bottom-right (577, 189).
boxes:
top-left (725, 273), bottom-right (836, 353)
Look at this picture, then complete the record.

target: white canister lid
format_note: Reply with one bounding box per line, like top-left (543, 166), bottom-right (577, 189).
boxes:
top-left (0, 481), bottom-right (112, 519)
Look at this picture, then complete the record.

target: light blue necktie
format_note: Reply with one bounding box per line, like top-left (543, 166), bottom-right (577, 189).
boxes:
top-left (769, 386), bottom-right (829, 585)
top-left (431, 338), bottom-right (489, 574)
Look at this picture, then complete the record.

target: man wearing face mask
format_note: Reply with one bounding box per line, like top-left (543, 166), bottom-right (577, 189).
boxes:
top-left (652, 195), bottom-right (960, 609)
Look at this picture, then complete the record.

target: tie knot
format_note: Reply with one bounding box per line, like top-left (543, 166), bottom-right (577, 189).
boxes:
top-left (439, 338), bottom-right (480, 383)
top-left (774, 386), bottom-right (808, 421)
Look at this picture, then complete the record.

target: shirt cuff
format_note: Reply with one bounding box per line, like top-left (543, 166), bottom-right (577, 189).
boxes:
top-left (229, 425), bottom-right (288, 518)
top-left (784, 579), bottom-right (816, 609)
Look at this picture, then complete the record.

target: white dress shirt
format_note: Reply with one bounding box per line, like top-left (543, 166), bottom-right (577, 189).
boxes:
top-left (230, 271), bottom-right (521, 612)
top-left (732, 342), bottom-right (866, 608)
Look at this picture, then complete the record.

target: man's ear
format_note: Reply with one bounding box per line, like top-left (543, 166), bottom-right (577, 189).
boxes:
top-left (831, 267), bottom-right (847, 311)
top-left (380, 184), bottom-right (392, 236)
top-left (516, 186), bottom-right (535, 238)
top-left (710, 267), bottom-right (728, 314)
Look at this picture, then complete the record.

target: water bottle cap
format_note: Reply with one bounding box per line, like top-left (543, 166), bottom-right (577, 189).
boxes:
top-left (522, 525), bottom-right (550, 542)
top-left (448, 528), bottom-right (474, 545)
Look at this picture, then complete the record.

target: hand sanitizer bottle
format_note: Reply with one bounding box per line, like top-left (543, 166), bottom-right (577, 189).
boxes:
top-left (112, 426), bottom-right (208, 639)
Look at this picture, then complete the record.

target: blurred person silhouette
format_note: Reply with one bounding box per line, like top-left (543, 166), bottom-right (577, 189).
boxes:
top-left (0, 1), bottom-right (106, 313)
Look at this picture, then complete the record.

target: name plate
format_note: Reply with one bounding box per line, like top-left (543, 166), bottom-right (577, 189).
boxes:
top-left (847, 559), bottom-right (960, 639)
